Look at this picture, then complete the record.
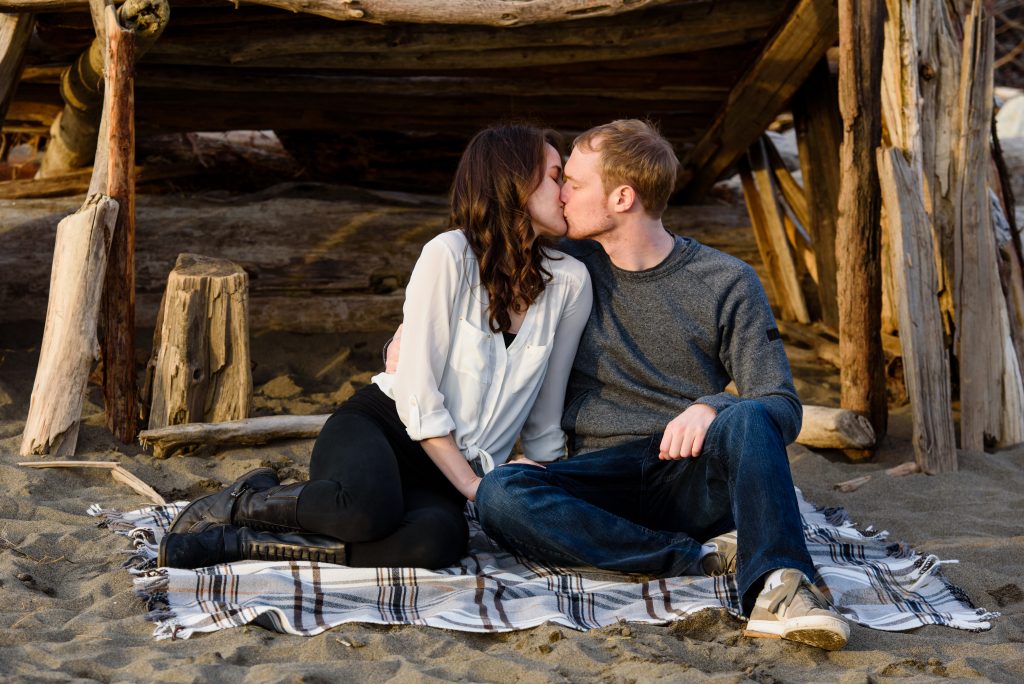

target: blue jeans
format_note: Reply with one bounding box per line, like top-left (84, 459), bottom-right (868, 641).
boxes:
top-left (476, 401), bottom-right (815, 615)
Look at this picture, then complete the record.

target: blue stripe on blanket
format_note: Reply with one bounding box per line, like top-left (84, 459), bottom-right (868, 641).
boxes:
top-left (87, 488), bottom-right (998, 640)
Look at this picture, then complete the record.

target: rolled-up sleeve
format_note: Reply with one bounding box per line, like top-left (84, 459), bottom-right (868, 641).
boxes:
top-left (521, 264), bottom-right (593, 461)
top-left (391, 237), bottom-right (460, 441)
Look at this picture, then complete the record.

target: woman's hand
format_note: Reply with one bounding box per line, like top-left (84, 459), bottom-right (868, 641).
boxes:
top-left (459, 475), bottom-right (482, 502)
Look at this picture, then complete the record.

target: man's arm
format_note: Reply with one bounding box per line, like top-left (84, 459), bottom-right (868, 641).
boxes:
top-left (659, 265), bottom-right (801, 459)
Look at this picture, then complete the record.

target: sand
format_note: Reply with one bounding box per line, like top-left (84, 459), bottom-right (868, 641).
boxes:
top-left (1, 195), bottom-right (1022, 683)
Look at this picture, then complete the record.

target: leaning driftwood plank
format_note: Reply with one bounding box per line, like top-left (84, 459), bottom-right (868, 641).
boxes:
top-left (20, 195), bottom-right (118, 458)
top-left (797, 405), bottom-right (876, 450)
top-left (0, 13), bottom-right (33, 125)
top-left (877, 148), bottom-right (957, 473)
top-left (0, 0), bottom-right (686, 26)
top-left (139, 414), bottom-right (331, 457)
top-left (19, 460), bottom-right (165, 504)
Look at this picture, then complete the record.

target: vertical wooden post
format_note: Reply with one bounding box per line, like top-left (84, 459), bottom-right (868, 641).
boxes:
top-left (0, 14), bottom-right (34, 126)
top-left (99, 6), bottom-right (138, 443)
top-left (954, 2), bottom-right (1024, 449)
top-left (793, 59), bottom-right (842, 331)
top-left (836, 0), bottom-right (888, 439)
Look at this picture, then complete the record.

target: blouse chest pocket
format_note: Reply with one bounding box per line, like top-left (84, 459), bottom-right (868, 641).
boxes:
top-left (449, 318), bottom-right (493, 378)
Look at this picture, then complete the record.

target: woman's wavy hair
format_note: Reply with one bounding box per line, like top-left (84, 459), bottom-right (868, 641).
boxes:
top-left (450, 124), bottom-right (564, 333)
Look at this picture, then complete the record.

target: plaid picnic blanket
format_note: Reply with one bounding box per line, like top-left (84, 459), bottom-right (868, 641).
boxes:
top-left (88, 488), bottom-right (998, 640)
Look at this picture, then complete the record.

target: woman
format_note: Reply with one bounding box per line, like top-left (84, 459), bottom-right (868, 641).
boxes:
top-left (159, 124), bottom-right (593, 570)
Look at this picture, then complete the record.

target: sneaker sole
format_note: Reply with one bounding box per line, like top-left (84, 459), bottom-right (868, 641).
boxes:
top-left (744, 616), bottom-right (850, 651)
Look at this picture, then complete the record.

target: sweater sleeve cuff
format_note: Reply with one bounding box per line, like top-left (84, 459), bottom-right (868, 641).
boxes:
top-left (695, 393), bottom-right (741, 416)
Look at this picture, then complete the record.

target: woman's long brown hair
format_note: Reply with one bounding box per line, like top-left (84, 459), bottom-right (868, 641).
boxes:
top-left (450, 125), bottom-right (562, 333)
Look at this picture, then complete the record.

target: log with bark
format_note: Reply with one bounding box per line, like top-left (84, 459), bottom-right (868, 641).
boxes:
top-left (144, 253), bottom-right (252, 431)
top-left (796, 405), bottom-right (876, 450)
top-left (98, 2), bottom-right (140, 444)
top-left (19, 194), bottom-right (117, 457)
top-left (836, 0), bottom-right (887, 440)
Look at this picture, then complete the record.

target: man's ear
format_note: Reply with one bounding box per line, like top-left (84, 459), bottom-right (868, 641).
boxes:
top-left (610, 185), bottom-right (636, 214)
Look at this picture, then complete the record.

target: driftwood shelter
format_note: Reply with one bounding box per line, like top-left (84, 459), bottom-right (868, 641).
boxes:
top-left (1, 1), bottom-right (1022, 475)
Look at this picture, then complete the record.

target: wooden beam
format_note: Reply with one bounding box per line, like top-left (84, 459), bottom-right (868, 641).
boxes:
top-left (0, 13), bottom-right (33, 127)
top-left (877, 148), bottom-right (957, 473)
top-left (836, 0), bottom-right (887, 439)
top-left (138, 1), bottom-right (781, 70)
top-left (98, 3), bottom-right (138, 444)
top-left (679, 0), bottom-right (839, 198)
top-left (793, 59), bottom-right (842, 331)
top-left (0, 0), bottom-right (696, 25)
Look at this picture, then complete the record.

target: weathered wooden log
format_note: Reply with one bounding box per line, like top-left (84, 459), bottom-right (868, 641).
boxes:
top-left (681, 0), bottom-right (839, 197)
top-left (0, 0), bottom-right (689, 26)
top-left (139, 414), bottom-right (329, 458)
top-left (793, 59), bottom-right (842, 331)
top-left (36, 0), bottom-right (168, 178)
top-left (0, 13), bottom-right (33, 126)
top-left (138, 402), bottom-right (868, 458)
top-left (19, 194), bottom-right (118, 457)
top-left (0, 163), bottom-right (202, 199)
top-left (877, 147), bottom-right (957, 473)
top-left (99, 3), bottom-right (138, 443)
top-left (145, 254), bottom-right (252, 431)
top-left (836, 0), bottom-right (887, 439)
top-left (954, 2), bottom-right (1024, 450)
top-left (739, 139), bottom-right (810, 323)
top-left (798, 405), bottom-right (876, 449)
top-left (136, 1), bottom-right (779, 69)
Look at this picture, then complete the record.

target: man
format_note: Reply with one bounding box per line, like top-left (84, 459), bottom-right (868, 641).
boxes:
top-left (473, 120), bottom-right (849, 650)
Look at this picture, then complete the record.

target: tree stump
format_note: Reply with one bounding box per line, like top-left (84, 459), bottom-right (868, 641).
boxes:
top-left (145, 254), bottom-right (252, 430)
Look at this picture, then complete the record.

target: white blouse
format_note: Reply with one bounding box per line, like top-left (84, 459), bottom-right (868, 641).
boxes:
top-left (372, 230), bottom-right (592, 472)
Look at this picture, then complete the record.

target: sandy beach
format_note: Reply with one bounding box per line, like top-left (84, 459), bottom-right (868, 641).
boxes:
top-left (1, 191), bottom-right (1022, 683)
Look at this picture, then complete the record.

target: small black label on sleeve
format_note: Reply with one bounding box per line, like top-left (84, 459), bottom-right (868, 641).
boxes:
top-left (767, 327), bottom-right (781, 342)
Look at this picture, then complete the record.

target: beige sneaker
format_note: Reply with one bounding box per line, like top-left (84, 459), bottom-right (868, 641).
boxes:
top-left (701, 530), bottom-right (738, 576)
top-left (743, 568), bottom-right (850, 650)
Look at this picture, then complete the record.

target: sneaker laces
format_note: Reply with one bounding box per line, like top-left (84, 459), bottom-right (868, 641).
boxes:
top-left (768, 572), bottom-right (831, 614)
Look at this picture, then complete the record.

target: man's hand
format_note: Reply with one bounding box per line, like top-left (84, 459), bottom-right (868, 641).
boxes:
top-left (659, 403), bottom-right (717, 459)
top-left (385, 324), bottom-right (403, 373)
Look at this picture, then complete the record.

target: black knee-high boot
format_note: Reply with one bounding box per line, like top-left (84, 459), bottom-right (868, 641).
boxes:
top-left (158, 524), bottom-right (348, 569)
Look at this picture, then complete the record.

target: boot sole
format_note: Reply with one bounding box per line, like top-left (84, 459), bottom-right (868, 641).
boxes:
top-left (744, 616), bottom-right (849, 651)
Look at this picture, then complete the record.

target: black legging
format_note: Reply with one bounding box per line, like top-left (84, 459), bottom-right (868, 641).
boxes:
top-left (297, 384), bottom-right (469, 569)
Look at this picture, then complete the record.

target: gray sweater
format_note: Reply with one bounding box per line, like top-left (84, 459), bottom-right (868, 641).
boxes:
top-left (560, 234), bottom-right (802, 454)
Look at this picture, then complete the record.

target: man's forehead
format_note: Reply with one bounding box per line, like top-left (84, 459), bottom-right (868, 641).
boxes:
top-left (565, 147), bottom-right (599, 175)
